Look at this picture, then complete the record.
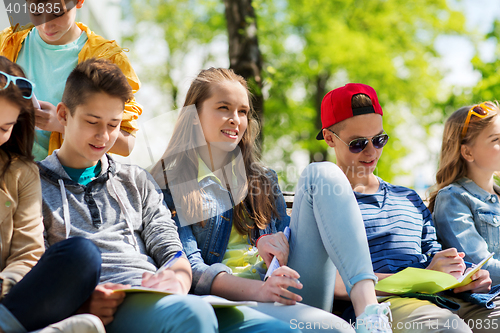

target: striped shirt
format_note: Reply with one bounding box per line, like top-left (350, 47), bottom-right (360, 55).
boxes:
top-left (354, 178), bottom-right (442, 273)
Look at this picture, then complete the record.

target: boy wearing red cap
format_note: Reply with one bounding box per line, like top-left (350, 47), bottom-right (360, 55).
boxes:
top-left (321, 83), bottom-right (499, 332)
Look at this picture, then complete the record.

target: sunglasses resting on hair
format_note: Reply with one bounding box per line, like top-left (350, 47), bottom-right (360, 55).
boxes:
top-left (462, 101), bottom-right (495, 138)
top-left (328, 129), bottom-right (389, 153)
top-left (0, 71), bottom-right (35, 99)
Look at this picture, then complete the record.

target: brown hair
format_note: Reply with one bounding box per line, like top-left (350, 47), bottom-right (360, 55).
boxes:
top-left (151, 68), bottom-right (279, 239)
top-left (428, 102), bottom-right (499, 212)
top-left (62, 58), bottom-right (133, 115)
top-left (0, 56), bottom-right (35, 186)
top-left (330, 93), bottom-right (372, 133)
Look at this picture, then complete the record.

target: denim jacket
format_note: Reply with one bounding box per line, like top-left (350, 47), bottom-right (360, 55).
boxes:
top-left (162, 169), bottom-right (290, 295)
top-left (432, 178), bottom-right (500, 285)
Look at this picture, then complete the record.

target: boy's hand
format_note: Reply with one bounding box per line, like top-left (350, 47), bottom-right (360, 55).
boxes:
top-left (257, 233), bottom-right (289, 268)
top-left (426, 248), bottom-right (466, 279)
top-left (453, 269), bottom-right (492, 294)
top-left (77, 283), bottom-right (129, 325)
top-left (257, 266), bottom-right (303, 305)
top-left (142, 269), bottom-right (186, 294)
top-left (35, 101), bottom-right (65, 134)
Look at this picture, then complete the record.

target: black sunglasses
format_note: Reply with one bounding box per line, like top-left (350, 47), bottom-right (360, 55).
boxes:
top-left (328, 129), bottom-right (389, 153)
top-left (0, 71), bottom-right (35, 99)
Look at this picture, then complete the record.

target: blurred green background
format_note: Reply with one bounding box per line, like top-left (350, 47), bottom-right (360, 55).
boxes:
top-left (93, 0), bottom-right (500, 196)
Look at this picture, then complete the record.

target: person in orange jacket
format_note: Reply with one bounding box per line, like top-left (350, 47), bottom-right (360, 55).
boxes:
top-left (0, 0), bottom-right (142, 161)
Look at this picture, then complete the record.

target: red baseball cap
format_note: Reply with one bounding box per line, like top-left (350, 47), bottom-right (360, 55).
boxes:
top-left (316, 83), bottom-right (383, 140)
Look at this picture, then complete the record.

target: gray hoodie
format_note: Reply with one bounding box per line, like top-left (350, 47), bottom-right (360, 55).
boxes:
top-left (38, 151), bottom-right (184, 286)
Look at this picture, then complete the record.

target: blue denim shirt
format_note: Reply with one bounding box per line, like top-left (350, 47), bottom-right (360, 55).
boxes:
top-left (162, 169), bottom-right (290, 295)
top-left (432, 178), bottom-right (500, 285)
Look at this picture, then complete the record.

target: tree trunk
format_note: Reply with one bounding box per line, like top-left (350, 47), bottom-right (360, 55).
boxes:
top-left (310, 72), bottom-right (330, 162)
top-left (223, 0), bottom-right (264, 149)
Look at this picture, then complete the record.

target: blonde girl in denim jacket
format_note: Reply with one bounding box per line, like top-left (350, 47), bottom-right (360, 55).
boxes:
top-left (430, 102), bottom-right (500, 285)
top-left (151, 68), bottom-right (392, 333)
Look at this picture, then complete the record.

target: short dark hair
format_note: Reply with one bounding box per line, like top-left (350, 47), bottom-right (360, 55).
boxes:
top-left (330, 93), bottom-right (372, 133)
top-left (62, 58), bottom-right (133, 115)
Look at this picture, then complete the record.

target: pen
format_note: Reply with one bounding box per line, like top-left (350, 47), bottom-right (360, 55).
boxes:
top-left (264, 226), bottom-right (291, 281)
top-left (155, 250), bottom-right (183, 276)
top-left (464, 261), bottom-right (476, 269)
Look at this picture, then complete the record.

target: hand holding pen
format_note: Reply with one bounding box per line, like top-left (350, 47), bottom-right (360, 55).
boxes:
top-left (257, 226), bottom-right (290, 273)
top-left (142, 250), bottom-right (185, 293)
top-left (155, 250), bottom-right (183, 275)
top-left (264, 226), bottom-right (291, 280)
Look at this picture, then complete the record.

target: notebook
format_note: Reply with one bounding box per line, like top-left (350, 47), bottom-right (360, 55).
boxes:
top-left (375, 253), bottom-right (494, 294)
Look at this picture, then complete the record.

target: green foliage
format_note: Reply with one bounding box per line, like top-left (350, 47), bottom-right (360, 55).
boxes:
top-left (439, 17), bottom-right (500, 133)
top-left (128, 0), bottom-right (226, 109)
top-left (472, 20), bottom-right (500, 104)
top-left (256, 0), bottom-right (468, 186)
top-left (126, 0), bottom-right (472, 188)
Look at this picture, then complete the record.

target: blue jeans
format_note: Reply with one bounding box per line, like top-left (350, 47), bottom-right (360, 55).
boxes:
top-left (287, 162), bottom-right (376, 311)
top-left (106, 293), bottom-right (217, 333)
top-left (0, 237), bottom-right (101, 332)
top-left (106, 293), bottom-right (295, 333)
top-left (216, 305), bottom-right (299, 332)
top-left (252, 302), bottom-right (354, 332)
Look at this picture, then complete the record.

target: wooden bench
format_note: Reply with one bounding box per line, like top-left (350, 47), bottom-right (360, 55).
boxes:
top-left (282, 191), bottom-right (294, 216)
top-left (282, 191), bottom-right (294, 208)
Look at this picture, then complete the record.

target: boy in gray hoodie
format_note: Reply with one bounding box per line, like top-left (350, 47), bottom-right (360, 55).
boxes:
top-left (37, 58), bottom-right (217, 333)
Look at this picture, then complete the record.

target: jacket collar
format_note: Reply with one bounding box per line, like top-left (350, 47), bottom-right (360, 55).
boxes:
top-left (456, 177), bottom-right (500, 203)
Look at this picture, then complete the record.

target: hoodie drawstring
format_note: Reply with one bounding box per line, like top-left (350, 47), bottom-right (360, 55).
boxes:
top-left (109, 177), bottom-right (140, 251)
top-left (58, 179), bottom-right (71, 239)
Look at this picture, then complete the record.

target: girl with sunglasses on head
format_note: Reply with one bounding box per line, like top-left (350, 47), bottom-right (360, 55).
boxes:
top-left (430, 101), bottom-right (500, 285)
top-left (151, 68), bottom-right (391, 333)
top-left (0, 56), bottom-right (103, 333)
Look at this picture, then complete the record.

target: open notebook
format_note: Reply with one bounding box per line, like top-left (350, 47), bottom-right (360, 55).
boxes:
top-left (113, 287), bottom-right (258, 308)
top-left (375, 253), bottom-right (494, 294)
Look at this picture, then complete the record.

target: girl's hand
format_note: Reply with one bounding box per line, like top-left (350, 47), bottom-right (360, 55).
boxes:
top-left (142, 270), bottom-right (186, 295)
top-left (257, 266), bottom-right (303, 305)
top-left (426, 248), bottom-right (466, 279)
top-left (257, 232), bottom-right (289, 268)
top-left (35, 101), bottom-right (65, 134)
top-left (453, 269), bottom-right (492, 294)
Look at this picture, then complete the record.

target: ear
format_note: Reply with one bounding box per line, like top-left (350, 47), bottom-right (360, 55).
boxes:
top-left (324, 129), bottom-right (336, 148)
top-left (76, 0), bottom-right (85, 9)
top-left (57, 102), bottom-right (70, 127)
top-left (461, 144), bottom-right (474, 163)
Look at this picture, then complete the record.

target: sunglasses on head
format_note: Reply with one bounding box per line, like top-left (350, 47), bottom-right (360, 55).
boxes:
top-left (461, 102), bottom-right (495, 138)
top-left (0, 71), bottom-right (35, 99)
top-left (328, 129), bottom-right (389, 153)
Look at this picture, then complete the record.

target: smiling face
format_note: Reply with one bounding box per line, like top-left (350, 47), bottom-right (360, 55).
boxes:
top-left (325, 113), bottom-right (384, 183)
top-left (29, 0), bottom-right (84, 45)
top-left (198, 80), bottom-right (249, 152)
top-left (57, 92), bottom-right (123, 168)
top-left (463, 115), bottom-right (500, 175)
top-left (0, 97), bottom-right (21, 147)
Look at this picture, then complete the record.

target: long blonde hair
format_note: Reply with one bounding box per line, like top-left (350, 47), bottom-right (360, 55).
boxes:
top-left (151, 68), bottom-right (278, 239)
top-left (428, 102), bottom-right (499, 212)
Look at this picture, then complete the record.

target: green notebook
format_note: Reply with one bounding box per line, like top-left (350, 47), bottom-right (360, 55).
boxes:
top-left (375, 253), bottom-right (494, 294)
